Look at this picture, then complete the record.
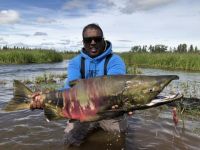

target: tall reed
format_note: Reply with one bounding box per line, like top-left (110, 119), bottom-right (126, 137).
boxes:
top-left (120, 52), bottom-right (200, 71)
top-left (0, 49), bottom-right (63, 64)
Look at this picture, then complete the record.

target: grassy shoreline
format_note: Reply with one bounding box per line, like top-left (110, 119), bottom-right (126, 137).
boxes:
top-left (0, 49), bottom-right (63, 64)
top-left (120, 52), bottom-right (200, 72)
top-left (1, 48), bottom-right (200, 72)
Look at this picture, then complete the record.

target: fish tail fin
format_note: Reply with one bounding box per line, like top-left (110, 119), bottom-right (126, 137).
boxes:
top-left (3, 80), bottom-right (33, 112)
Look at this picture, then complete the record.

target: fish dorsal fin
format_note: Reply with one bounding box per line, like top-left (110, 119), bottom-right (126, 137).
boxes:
top-left (13, 80), bottom-right (33, 98)
top-left (3, 80), bottom-right (33, 112)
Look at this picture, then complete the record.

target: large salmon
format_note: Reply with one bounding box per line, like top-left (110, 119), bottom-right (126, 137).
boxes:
top-left (3, 75), bottom-right (182, 122)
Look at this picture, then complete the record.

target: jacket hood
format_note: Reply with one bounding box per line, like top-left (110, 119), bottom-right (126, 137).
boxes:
top-left (80, 40), bottom-right (112, 61)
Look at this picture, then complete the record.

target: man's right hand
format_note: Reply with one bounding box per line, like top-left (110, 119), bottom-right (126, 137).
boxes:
top-left (112, 104), bottom-right (134, 116)
top-left (30, 92), bottom-right (45, 110)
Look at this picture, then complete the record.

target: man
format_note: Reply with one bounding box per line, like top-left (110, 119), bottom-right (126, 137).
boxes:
top-left (65, 23), bottom-right (126, 88)
top-left (31, 23), bottom-right (126, 146)
top-left (63, 23), bottom-right (126, 146)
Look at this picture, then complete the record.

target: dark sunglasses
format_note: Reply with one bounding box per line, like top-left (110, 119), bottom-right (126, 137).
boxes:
top-left (83, 36), bottom-right (103, 44)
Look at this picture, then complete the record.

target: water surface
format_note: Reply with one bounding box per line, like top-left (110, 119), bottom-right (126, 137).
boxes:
top-left (0, 61), bottom-right (199, 150)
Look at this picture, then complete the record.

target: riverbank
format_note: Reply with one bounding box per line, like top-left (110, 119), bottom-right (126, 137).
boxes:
top-left (120, 52), bottom-right (200, 72)
top-left (61, 51), bottom-right (200, 72)
top-left (0, 49), bottom-right (63, 64)
top-left (1, 48), bottom-right (200, 72)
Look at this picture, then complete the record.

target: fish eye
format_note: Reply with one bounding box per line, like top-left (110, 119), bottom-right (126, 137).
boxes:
top-left (149, 89), bottom-right (153, 92)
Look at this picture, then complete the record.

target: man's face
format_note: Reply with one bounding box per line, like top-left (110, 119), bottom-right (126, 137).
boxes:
top-left (83, 28), bottom-right (105, 58)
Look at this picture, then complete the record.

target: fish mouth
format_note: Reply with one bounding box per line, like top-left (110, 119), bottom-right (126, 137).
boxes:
top-left (99, 93), bottom-right (183, 115)
top-left (168, 75), bottom-right (179, 81)
top-left (160, 75), bottom-right (179, 82)
top-left (145, 93), bottom-right (183, 107)
top-left (158, 75), bottom-right (179, 91)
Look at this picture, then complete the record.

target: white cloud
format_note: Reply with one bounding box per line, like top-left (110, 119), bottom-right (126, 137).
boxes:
top-left (16, 34), bottom-right (30, 37)
top-left (0, 37), bottom-right (8, 45)
top-left (0, 40), bottom-right (8, 45)
top-left (62, 0), bottom-right (116, 16)
top-left (0, 0), bottom-right (199, 52)
top-left (34, 32), bottom-right (48, 36)
top-left (40, 42), bottom-right (54, 46)
top-left (60, 40), bottom-right (71, 45)
top-left (61, 0), bottom-right (177, 16)
top-left (117, 40), bottom-right (133, 43)
top-left (36, 17), bottom-right (56, 24)
top-left (62, 0), bottom-right (89, 11)
top-left (10, 42), bottom-right (28, 48)
top-left (115, 0), bottom-right (176, 13)
top-left (0, 10), bottom-right (20, 24)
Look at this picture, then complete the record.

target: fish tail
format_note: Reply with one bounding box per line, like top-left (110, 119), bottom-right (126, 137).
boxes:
top-left (3, 80), bottom-right (33, 112)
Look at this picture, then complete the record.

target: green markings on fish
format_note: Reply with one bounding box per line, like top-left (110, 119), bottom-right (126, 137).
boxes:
top-left (3, 75), bottom-right (183, 122)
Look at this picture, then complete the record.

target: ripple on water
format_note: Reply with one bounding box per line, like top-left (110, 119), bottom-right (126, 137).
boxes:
top-left (1, 63), bottom-right (200, 150)
top-left (126, 109), bottom-right (200, 150)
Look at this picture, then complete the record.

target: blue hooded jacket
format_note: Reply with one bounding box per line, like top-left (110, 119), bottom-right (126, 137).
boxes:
top-left (64, 41), bottom-right (126, 89)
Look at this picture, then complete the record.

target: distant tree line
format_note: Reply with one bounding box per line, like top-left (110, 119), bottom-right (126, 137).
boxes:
top-left (130, 44), bottom-right (199, 53)
top-left (0, 45), bottom-right (55, 51)
top-left (0, 45), bottom-right (80, 54)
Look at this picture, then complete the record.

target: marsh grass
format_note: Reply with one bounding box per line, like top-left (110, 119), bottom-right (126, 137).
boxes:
top-left (21, 73), bottom-right (67, 91)
top-left (33, 73), bottom-right (67, 84)
top-left (120, 52), bottom-right (200, 71)
top-left (0, 49), bottom-right (63, 64)
top-left (61, 51), bottom-right (79, 60)
top-left (126, 66), bottom-right (142, 74)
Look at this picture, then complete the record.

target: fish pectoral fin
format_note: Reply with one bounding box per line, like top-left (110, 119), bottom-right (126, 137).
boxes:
top-left (44, 103), bottom-right (65, 121)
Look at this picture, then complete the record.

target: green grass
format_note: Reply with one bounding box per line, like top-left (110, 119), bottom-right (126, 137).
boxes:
top-left (21, 73), bottom-right (67, 91)
top-left (2, 49), bottom-right (200, 72)
top-left (61, 51), bottom-right (79, 60)
top-left (120, 52), bottom-right (200, 71)
top-left (0, 49), bottom-right (63, 64)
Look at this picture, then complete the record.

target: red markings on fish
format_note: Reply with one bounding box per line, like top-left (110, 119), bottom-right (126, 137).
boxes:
top-left (62, 81), bottom-right (103, 121)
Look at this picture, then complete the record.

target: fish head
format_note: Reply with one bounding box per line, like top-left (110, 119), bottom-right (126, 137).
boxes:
top-left (123, 75), bottom-right (179, 105)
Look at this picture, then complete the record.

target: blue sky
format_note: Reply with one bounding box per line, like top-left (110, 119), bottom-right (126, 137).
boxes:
top-left (0, 0), bottom-right (199, 52)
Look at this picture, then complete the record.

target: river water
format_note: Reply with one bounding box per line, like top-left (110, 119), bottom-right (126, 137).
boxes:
top-left (0, 60), bottom-right (200, 150)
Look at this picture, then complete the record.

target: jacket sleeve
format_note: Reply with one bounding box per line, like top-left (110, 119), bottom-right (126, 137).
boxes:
top-left (64, 56), bottom-right (81, 89)
top-left (107, 54), bottom-right (126, 75)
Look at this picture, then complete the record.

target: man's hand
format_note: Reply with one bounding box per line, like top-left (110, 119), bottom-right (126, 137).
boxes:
top-left (30, 92), bottom-right (44, 110)
top-left (128, 111), bottom-right (134, 116)
top-left (111, 104), bottom-right (134, 116)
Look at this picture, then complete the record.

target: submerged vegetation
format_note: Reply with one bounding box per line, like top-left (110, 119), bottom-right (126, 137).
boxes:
top-left (22, 73), bottom-right (67, 91)
top-left (23, 73), bottom-right (67, 84)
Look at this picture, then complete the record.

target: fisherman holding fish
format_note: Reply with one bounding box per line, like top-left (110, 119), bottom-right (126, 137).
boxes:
top-left (31, 23), bottom-right (127, 146)
top-left (5, 23), bottom-right (181, 147)
top-left (4, 23), bottom-right (183, 148)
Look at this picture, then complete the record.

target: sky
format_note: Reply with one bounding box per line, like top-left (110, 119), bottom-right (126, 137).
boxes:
top-left (0, 0), bottom-right (199, 52)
